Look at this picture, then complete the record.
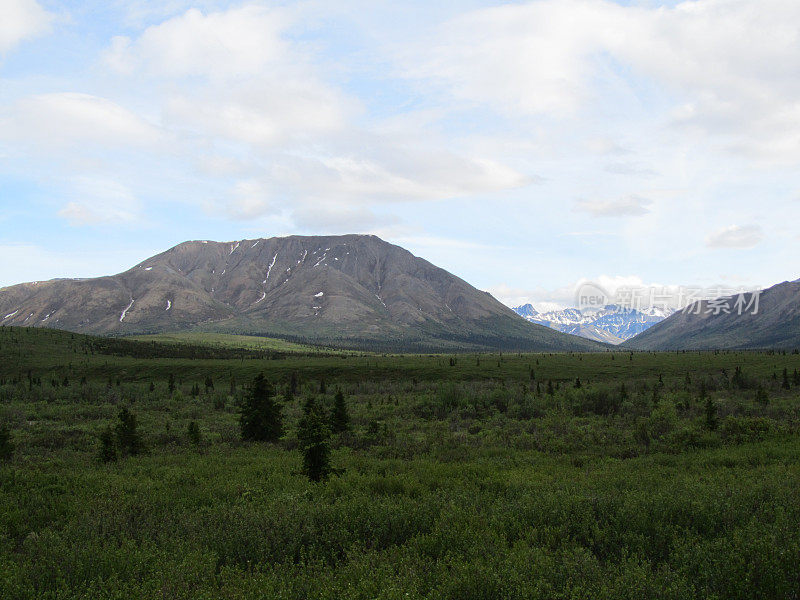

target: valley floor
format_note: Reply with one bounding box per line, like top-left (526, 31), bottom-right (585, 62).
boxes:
top-left (0, 328), bottom-right (799, 599)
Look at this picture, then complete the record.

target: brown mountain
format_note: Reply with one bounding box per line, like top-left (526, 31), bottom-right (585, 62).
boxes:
top-left (0, 235), bottom-right (605, 352)
top-left (626, 279), bottom-right (800, 350)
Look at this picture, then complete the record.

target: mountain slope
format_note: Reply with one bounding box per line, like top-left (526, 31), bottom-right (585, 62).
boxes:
top-left (626, 280), bottom-right (800, 350)
top-left (0, 235), bottom-right (606, 352)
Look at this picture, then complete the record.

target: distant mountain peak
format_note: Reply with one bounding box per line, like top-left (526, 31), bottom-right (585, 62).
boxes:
top-left (512, 303), bottom-right (671, 344)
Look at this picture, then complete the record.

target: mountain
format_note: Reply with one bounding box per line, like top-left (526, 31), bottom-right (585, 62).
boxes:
top-left (512, 303), bottom-right (670, 344)
top-left (0, 235), bottom-right (606, 352)
top-left (626, 280), bottom-right (800, 350)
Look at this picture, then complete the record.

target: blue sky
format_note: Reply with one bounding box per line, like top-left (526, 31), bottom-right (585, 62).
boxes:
top-left (1, 0), bottom-right (799, 308)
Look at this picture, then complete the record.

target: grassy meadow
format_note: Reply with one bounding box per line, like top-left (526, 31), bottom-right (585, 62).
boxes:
top-left (0, 326), bottom-right (799, 599)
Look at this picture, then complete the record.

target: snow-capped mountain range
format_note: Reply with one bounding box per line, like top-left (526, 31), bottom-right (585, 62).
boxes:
top-left (512, 303), bottom-right (674, 344)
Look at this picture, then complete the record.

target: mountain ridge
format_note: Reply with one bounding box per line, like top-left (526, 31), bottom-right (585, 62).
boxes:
top-left (0, 235), bottom-right (606, 352)
top-left (625, 279), bottom-right (800, 350)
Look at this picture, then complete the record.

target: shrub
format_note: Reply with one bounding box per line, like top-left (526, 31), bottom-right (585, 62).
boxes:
top-left (97, 425), bottom-right (117, 462)
top-left (721, 416), bottom-right (774, 444)
top-left (576, 387), bottom-right (621, 416)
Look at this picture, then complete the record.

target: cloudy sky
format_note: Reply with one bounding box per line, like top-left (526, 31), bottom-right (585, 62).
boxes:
top-left (1, 0), bottom-right (798, 308)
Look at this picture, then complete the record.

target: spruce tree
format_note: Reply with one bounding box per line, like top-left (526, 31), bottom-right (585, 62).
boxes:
top-left (115, 407), bottom-right (143, 456)
top-left (782, 368), bottom-right (791, 390)
top-left (240, 374), bottom-right (283, 442)
top-left (0, 423), bottom-right (14, 461)
top-left (331, 389), bottom-right (350, 433)
top-left (187, 421), bottom-right (201, 445)
top-left (298, 396), bottom-right (332, 482)
top-left (704, 397), bottom-right (718, 431)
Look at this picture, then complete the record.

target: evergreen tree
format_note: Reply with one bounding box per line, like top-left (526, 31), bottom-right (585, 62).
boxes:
top-left (240, 374), bottom-right (283, 442)
top-left (168, 373), bottom-right (176, 394)
top-left (782, 368), bottom-right (791, 390)
top-left (298, 396), bottom-right (332, 482)
top-left (0, 423), bottom-right (14, 461)
top-left (187, 421), bottom-right (201, 446)
top-left (204, 376), bottom-right (214, 391)
top-left (574, 378), bottom-right (581, 389)
top-left (115, 407), bottom-right (143, 456)
top-left (794, 369), bottom-right (800, 387)
top-left (331, 389), bottom-right (350, 433)
top-left (704, 397), bottom-right (718, 431)
top-left (319, 378), bottom-right (327, 394)
top-left (546, 380), bottom-right (554, 396)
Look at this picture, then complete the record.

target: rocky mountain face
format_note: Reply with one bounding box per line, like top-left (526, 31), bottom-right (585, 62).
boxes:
top-left (0, 235), bottom-right (606, 352)
top-left (625, 280), bottom-right (800, 350)
top-left (512, 303), bottom-right (670, 344)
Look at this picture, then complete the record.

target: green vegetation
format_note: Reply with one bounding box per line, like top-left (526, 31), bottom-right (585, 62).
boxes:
top-left (0, 326), bottom-right (799, 598)
top-left (132, 331), bottom-right (343, 354)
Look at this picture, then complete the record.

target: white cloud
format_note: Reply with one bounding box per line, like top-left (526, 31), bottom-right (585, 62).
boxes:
top-left (0, 0), bottom-right (52, 55)
top-left (58, 178), bottom-right (142, 225)
top-left (306, 150), bottom-right (531, 201)
top-left (214, 179), bottom-right (274, 220)
top-left (706, 224), bottom-right (764, 249)
top-left (163, 82), bottom-right (347, 147)
top-left (1, 93), bottom-right (161, 148)
top-left (104, 6), bottom-right (289, 79)
top-left (292, 204), bottom-right (400, 232)
top-left (575, 194), bottom-right (652, 217)
top-left (402, 0), bottom-right (615, 115)
top-left (405, 0), bottom-right (800, 162)
top-left (489, 274), bottom-right (714, 311)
